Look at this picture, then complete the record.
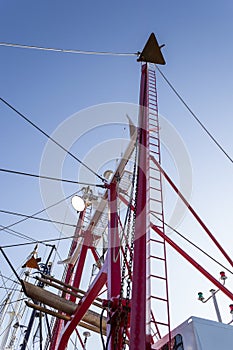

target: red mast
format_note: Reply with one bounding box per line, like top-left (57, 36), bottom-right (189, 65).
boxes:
top-left (32, 33), bottom-right (233, 350)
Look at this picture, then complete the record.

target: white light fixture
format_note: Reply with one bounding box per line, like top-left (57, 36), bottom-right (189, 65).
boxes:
top-left (103, 169), bottom-right (113, 180)
top-left (71, 195), bottom-right (85, 212)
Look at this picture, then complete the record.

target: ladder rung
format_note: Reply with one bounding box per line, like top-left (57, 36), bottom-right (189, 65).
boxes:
top-left (149, 97), bottom-right (157, 102)
top-left (150, 274), bottom-right (166, 280)
top-left (150, 198), bottom-right (162, 203)
top-left (148, 124), bottom-right (159, 129)
top-left (149, 135), bottom-right (159, 140)
top-left (150, 176), bottom-right (160, 181)
top-left (149, 102), bottom-right (157, 106)
top-left (148, 121), bottom-right (158, 126)
top-left (149, 170), bottom-right (160, 175)
top-left (149, 166), bottom-right (160, 172)
top-left (149, 142), bottom-right (159, 147)
top-left (150, 255), bottom-right (165, 261)
top-left (150, 295), bottom-right (168, 302)
top-left (150, 210), bottom-right (163, 216)
top-left (150, 150), bottom-right (159, 155)
top-left (151, 320), bottom-right (169, 327)
top-left (148, 94), bottom-right (156, 98)
top-left (150, 238), bottom-right (164, 244)
top-left (149, 186), bottom-right (161, 191)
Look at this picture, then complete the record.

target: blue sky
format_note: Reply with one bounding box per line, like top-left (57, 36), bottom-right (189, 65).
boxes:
top-left (0, 0), bottom-right (233, 348)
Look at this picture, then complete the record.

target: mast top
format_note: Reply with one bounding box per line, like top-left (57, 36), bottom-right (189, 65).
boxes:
top-left (137, 33), bottom-right (165, 65)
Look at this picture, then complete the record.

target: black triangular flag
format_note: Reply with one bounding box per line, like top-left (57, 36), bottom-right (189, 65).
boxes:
top-left (137, 33), bottom-right (165, 65)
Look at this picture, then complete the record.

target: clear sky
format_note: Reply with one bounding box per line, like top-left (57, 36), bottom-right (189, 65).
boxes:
top-left (0, 0), bottom-right (233, 348)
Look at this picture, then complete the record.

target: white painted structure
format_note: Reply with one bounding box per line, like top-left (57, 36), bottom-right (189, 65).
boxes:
top-left (153, 316), bottom-right (233, 350)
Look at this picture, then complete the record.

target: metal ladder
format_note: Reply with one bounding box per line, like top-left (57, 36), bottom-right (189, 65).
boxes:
top-left (146, 64), bottom-right (171, 344)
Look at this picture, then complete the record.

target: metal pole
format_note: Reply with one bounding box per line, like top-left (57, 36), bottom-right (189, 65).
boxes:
top-left (150, 155), bottom-right (233, 268)
top-left (49, 211), bottom-right (85, 350)
top-left (20, 245), bottom-right (55, 350)
top-left (107, 180), bottom-right (121, 350)
top-left (151, 223), bottom-right (233, 300)
top-left (130, 63), bottom-right (150, 350)
top-left (69, 230), bottom-right (90, 303)
top-left (39, 311), bottom-right (43, 350)
top-left (210, 289), bottom-right (222, 322)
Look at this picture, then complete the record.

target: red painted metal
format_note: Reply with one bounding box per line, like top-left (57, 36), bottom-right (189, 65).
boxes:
top-left (49, 210), bottom-right (85, 350)
top-left (120, 193), bottom-right (233, 301)
top-left (130, 63), bottom-right (151, 350)
top-left (151, 223), bottom-right (233, 301)
top-left (57, 260), bottom-right (108, 349)
top-left (90, 246), bottom-right (100, 262)
top-left (68, 231), bottom-right (90, 302)
top-left (150, 155), bottom-right (233, 268)
top-left (75, 328), bottom-right (85, 349)
top-left (107, 181), bottom-right (121, 349)
top-left (121, 197), bottom-right (233, 309)
top-left (147, 65), bottom-right (171, 347)
top-left (50, 57), bottom-right (233, 350)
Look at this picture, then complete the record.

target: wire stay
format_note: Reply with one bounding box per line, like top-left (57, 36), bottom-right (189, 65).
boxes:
top-left (0, 190), bottom-right (80, 232)
top-left (0, 209), bottom-right (77, 228)
top-left (0, 97), bottom-right (105, 182)
top-left (0, 168), bottom-right (104, 187)
top-left (151, 212), bottom-right (233, 275)
top-left (1, 233), bottom-right (81, 249)
top-left (0, 41), bottom-right (138, 57)
top-left (156, 66), bottom-right (233, 164)
top-left (0, 247), bottom-right (21, 283)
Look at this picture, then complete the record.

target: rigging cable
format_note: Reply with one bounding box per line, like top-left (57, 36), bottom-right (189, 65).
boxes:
top-left (0, 247), bottom-right (21, 283)
top-left (0, 225), bottom-right (38, 242)
top-left (0, 189), bottom-right (81, 232)
top-left (1, 233), bottom-right (81, 249)
top-left (0, 41), bottom-right (138, 57)
top-left (0, 97), bottom-right (105, 182)
top-left (0, 286), bottom-right (21, 291)
top-left (156, 65), bottom-right (233, 164)
top-left (151, 212), bottom-right (233, 275)
top-left (100, 307), bottom-right (107, 350)
top-left (0, 168), bottom-right (104, 187)
top-left (0, 273), bottom-right (21, 286)
top-left (53, 202), bottom-right (69, 267)
top-left (4, 297), bottom-right (27, 305)
top-left (0, 209), bottom-right (77, 228)
top-left (0, 41), bottom-right (231, 164)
